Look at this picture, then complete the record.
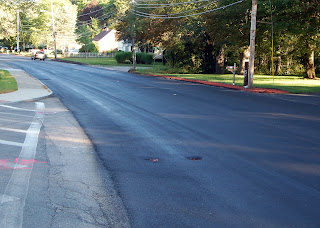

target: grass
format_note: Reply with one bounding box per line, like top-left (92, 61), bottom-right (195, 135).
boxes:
top-left (136, 66), bottom-right (320, 94)
top-left (63, 57), bottom-right (127, 66)
top-left (56, 57), bottom-right (320, 93)
top-left (62, 57), bottom-right (159, 67)
top-left (0, 70), bottom-right (18, 94)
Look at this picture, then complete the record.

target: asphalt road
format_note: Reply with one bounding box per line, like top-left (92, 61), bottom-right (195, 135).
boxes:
top-left (2, 55), bottom-right (320, 227)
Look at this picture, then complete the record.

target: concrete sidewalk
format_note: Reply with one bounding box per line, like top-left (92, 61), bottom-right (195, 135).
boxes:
top-left (0, 68), bottom-right (52, 103)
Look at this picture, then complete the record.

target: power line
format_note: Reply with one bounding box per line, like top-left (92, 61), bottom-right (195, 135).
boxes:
top-left (78, 2), bottom-right (115, 18)
top-left (133, 0), bottom-right (220, 17)
top-left (136, 0), bottom-right (213, 9)
top-left (133, 0), bottom-right (244, 19)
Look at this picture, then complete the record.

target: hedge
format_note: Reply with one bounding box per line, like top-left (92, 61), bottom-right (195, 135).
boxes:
top-left (115, 51), bottom-right (132, 63)
top-left (115, 51), bottom-right (154, 64)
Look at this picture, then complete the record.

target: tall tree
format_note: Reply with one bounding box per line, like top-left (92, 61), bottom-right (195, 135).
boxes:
top-left (273, 0), bottom-right (320, 78)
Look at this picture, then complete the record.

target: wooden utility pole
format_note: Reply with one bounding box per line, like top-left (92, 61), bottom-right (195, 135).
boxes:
top-left (50, 0), bottom-right (57, 59)
top-left (248, 0), bottom-right (257, 88)
top-left (16, 10), bottom-right (20, 53)
top-left (131, 0), bottom-right (137, 71)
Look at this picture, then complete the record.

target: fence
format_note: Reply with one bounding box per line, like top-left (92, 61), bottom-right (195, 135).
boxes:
top-left (64, 52), bottom-right (116, 58)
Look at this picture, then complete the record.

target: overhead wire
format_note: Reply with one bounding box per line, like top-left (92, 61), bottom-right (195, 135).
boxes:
top-left (133, 0), bottom-right (220, 17)
top-left (133, 0), bottom-right (244, 19)
top-left (78, 2), bottom-right (115, 17)
top-left (136, 0), bottom-right (212, 7)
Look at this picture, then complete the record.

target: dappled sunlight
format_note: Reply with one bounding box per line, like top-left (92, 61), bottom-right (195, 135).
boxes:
top-left (168, 139), bottom-right (273, 154)
top-left (158, 112), bottom-right (227, 121)
top-left (265, 161), bottom-right (320, 176)
top-left (235, 111), bottom-right (320, 121)
top-left (46, 135), bottom-right (92, 144)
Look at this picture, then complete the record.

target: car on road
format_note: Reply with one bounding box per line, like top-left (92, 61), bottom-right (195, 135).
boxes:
top-left (31, 51), bottom-right (46, 61)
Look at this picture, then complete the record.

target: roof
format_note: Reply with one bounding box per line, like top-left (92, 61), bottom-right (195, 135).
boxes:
top-left (92, 30), bottom-right (112, 41)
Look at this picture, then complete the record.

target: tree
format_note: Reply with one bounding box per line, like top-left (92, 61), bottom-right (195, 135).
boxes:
top-left (273, 0), bottom-right (320, 79)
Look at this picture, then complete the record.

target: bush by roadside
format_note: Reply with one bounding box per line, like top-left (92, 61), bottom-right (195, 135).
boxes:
top-left (115, 52), bottom-right (154, 64)
top-left (115, 51), bottom-right (132, 63)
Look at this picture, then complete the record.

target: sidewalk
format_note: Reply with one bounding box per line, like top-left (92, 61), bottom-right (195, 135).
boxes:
top-left (0, 68), bottom-right (52, 103)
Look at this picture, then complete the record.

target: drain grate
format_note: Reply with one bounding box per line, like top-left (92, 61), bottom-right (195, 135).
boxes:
top-left (187, 156), bottom-right (202, 161)
top-left (144, 158), bottom-right (159, 162)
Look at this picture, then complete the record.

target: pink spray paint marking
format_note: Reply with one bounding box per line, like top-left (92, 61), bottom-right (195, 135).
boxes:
top-left (0, 158), bottom-right (47, 169)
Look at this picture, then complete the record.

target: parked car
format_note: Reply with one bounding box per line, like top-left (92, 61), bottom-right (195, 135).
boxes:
top-left (31, 51), bottom-right (46, 61)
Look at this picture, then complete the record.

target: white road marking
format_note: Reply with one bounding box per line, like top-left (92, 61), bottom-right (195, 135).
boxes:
top-left (0, 139), bottom-right (23, 147)
top-left (0, 127), bottom-right (28, 134)
top-left (0, 102), bottom-right (45, 228)
top-left (0, 104), bottom-right (36, 112)
top-left (0, 111), bottom-right (33, 117)
top-left (0, 195), bottom-right (20, 203)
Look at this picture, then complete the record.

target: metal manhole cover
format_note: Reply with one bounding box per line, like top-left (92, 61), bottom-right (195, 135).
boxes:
top-left (187, 156), bottom-right (202, 161)
top-left (144, 158), bottom-right (159, 162)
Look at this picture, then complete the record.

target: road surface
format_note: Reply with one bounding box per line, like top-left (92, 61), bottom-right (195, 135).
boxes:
top-left (2, 55), bottom-right (320, 227)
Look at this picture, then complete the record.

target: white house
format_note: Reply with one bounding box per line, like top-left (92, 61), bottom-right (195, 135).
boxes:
top-left (118, 40), bottom-right (132, 52)
top-left (92, 29), bottom-right (118, 52)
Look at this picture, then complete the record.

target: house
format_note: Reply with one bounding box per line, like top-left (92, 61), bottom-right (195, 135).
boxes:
top-left (118, 40), bottom-right (133, 52)
top-left (93, 29), bottom-right (118, 52)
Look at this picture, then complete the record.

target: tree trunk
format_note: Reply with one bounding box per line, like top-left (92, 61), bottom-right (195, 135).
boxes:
top-left (305, 50), bottom-right (316, 79)
top-left (276, 55), bottom-right (281, 75)
top-left (238, 47), bottom-right (250, 75)
top-left (215, 46), bottom-right (225, 74)
top-left (202, 32), bottom-right (215, 73)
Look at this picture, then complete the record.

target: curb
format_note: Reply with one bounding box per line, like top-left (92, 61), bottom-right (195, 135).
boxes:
top-left (50, 59), bottom-right (289, 94)
top-left (0, 69), bottom-right (53, 104)
top-left (133, 72), bottom-right (289, 94)
top-left (51, 58), bottom-right (88, 65)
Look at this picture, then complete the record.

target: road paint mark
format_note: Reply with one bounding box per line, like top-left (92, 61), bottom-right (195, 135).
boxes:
top-left (0, 111), bottom-right (33, 117)
top-left (0, 139), bottom-right (24, 147)
top-left (0, 158), bottom-right (46, 169)
top-left (0, 127), bottom-right (28, 134)
top-left (0, 195), bottom-right (20, 204)
top-left (0, 104), bottom-right (36, 112)
top-left (0, 102), bottom-right (45, 228)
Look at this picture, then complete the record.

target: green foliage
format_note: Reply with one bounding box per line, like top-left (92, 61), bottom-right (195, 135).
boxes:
top-left (115, 51), bottom-right (132, 63)
top-left (136, 53), bottom-right (153, 64)
top-left (79, 42), bottom-right (98, 53)
top-left (0, 70), bottom-right (18, 93)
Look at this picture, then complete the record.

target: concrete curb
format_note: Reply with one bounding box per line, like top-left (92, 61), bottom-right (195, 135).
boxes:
top-left (0, 69), bottom-right (53, 104)
top-left (50, 59), bottom-right (289, 94)
top-left (133, 72), bottom-right (289, 94)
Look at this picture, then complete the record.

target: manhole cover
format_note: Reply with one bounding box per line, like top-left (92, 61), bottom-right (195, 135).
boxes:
top-left (187, 156), bottom-right (202, 161)
top-left (144, 158), bottom-right (159, 162)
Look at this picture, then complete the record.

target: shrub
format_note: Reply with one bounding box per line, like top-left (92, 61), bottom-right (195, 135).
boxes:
top-left (136, 53), bottom-right (153, 64)
top-left (79, 42), bottom-right (98, 53)
top-left (115, 51), bottom-right (132, 63)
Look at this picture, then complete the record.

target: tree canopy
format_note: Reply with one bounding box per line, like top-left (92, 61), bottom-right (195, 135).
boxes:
top-left (0, 0), bottom-right (318, 78)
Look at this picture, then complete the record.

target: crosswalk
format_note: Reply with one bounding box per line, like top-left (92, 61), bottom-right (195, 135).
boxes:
top-left (0, 102), bottom-right (46, 228)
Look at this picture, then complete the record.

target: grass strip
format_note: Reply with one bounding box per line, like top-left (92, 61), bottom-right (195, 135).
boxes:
top-left (137, 66), bottom-right (320, 94)
top-left (63, 57), bottom-right (125, 66)
top-left (0, 70), bottom-right (18, 94)
top-left (59, 57), bottom-right (320, 93)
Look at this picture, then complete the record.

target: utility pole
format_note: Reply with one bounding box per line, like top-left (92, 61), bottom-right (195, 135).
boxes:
top-left (16, 10), bottom-right (20, 53)
top-left (131, 0), bottom-right (136, 71)
top-left (50, 0), bottom-right (57, 59)
top-left (247, 0), bottom-right (257, 89)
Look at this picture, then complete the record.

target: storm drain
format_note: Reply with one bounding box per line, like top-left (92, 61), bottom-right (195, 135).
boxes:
top-left (144, 158), bottom-right (159, 162)
top-left (187, 156), bottom-right (202, 161)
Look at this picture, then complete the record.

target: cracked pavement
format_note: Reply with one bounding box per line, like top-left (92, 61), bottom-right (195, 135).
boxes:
top-left (0, 97), bottom-right (130, 228)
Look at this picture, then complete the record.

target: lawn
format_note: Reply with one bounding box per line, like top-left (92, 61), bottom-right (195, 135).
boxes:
top-left (137, 66), bottom-right (320, 94)
top-left (59, 57), bottom-right (320, 93)
top-left (63, 57), bottom-right (126, 66)
top-left (0, 70), bottom-right (18, 94)
top-left (62, 57), bottom-right (159, 67)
